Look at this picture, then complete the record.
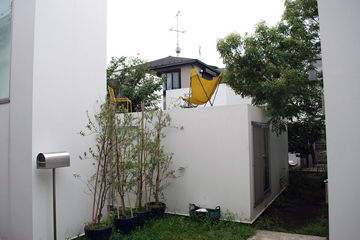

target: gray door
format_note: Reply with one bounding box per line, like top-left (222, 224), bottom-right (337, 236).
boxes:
top-left (253, 122), bottom-right (270, 207)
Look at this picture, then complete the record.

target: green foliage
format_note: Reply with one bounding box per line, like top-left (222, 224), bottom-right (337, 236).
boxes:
top-left (84, 219), bottom-right (111, 230)
top-left (253, 215), bottom-right (287, 233)
top-left (142, 109), bottom-right (184, 207)
top-left (296, 216), bottom-right (329, 237)
top-left (77, 214), bottom-right (256, 240)
top-left (221, 209), bottom-right (239, 222)
top-left (76, 100), bottom-right (118, 228)
top-left (76, 99), bottom-right (185, 233)
top-left (253, 169), bottom-right (328, 237)
top-left (279, 167), bottom-right (289, 190)
top-left (288, 117), bottom-right (325, 157)
top-left (107, 55), bottom-right (165, 112)
top-left (287, 168), bottom-right (317, 200)
top-left (216, 0), bottom-right (324, 151)
top-left (112, 110), bottom-right (139, 218)
top-left (319, 165), bottom-right (328, 182)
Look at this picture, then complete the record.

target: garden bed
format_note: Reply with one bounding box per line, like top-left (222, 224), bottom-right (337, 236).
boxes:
top-left (253, 170), bottom-right (329, 238)
top-left (74, 170), bottom-right (328, 239)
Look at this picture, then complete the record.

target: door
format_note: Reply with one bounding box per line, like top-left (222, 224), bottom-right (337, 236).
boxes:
top-left (253, 122), bottom-right (270, 207)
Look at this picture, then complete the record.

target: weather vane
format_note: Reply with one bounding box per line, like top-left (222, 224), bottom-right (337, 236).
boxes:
top-left (169, 11), bottom-right (186, 56)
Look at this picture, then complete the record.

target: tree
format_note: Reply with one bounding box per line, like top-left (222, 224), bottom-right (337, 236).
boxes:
top-left (217, 0), bottom-right (324, 155)
top-left (107, 55), bottom-right (165, 112)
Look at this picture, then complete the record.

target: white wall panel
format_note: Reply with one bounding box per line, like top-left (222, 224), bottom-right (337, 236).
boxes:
top-left (0, 1), bottom-right (107, 239)
top-left (318, 1), bottom-right (360, 239)
top-left (163, 105), bottom-right (287, 222)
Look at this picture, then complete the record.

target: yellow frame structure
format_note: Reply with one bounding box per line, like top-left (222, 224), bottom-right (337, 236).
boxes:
top-left (107, 86), bottom-right (132, 112)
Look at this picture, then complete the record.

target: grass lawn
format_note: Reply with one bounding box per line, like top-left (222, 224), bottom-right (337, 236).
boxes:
top-left (75, 214), bottom-right (256, 240)
top-left (75, 169), bottom-right (328, 240)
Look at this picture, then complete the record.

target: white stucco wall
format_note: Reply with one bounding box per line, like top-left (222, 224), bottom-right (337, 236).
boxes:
top-left (215, 84), bottom-right (253, 107)
top-left (165, 84), bottom-right (252, 110)
top-left (5, 1), bottom-right (37, 239)
top-left (162, 105), bottom-right (288, 222)
top-left (248, 105), bottom-right (289, 221)
top-left (0, 1), bottom-right (107, 240)
top-left (0, 103), bottom-right (11, 239)
top-left (318, 1), bottom-right (360, 239)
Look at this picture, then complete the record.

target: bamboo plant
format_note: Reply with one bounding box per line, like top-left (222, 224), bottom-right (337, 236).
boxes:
top-left (145, 109), bottom-right (184, 207)
top-left (112, 102), bottom-right (138, 219)
top-left (76, 100), bottom-right (117, 229)
top-left (133, 102), bottom-right (150, 213)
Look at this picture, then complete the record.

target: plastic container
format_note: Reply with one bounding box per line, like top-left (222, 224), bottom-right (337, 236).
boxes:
top-left (189, 203), bottom-right (220, 222)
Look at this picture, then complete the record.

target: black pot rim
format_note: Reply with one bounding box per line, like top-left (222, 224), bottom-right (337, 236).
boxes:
top-left (113, 213), bottom-right (138, 220)
top-left (84, 224), bottom-right (112, 231)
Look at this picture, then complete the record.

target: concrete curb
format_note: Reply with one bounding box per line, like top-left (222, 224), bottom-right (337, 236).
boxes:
top-left (248, 230), bottom-right (327, 240)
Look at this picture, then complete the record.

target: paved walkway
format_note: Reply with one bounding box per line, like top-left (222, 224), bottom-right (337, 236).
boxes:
top-left (249, 230), bottom-right (327, 240)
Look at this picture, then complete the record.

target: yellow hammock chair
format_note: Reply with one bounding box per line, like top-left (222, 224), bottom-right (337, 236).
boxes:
top-left (182, 69), bottom-right (223, 107)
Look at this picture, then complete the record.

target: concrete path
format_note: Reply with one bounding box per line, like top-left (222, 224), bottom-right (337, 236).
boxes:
top-left (249, 230), bottom-right (327, 240)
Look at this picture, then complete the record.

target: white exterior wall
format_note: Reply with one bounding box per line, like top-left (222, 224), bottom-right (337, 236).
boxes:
top-left (163, 105), bottom-right (288, 222)
top-left (0, 1), bottom-right (107, 240)
top-left (215, 84), bottom-right (252, 107)
top-left (318, 1), bottom-right (360, 239)
top-left (3, 1), bottom-right (37, 239)
top-left (248, 105), bottom-right (288, 221)
top-left (165, 84), bottom-right (252, 110)
top-left (181, 64), bottom-right (197, 88)
top-left (0, 103), bottom-right (11, 239)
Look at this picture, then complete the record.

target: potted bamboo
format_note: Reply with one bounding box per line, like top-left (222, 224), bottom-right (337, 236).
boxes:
top-left (112, 104), bottom-right (139, 234)
top-left (131, 102), bottom-right (151, 226)
top-left (76, 100), bottom-right (116, 240)
top-left (146, 109), bottom-right (185, 218)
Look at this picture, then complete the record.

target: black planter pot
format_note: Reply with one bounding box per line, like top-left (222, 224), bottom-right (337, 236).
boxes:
top-left (148, 202), bottom-right (166, 218)
top-left (133, 210), bottom-right (151, 226)
top-left (113, 214), bottom-right (138, 234)
top-left (84, 225), bottom-right (112, 240)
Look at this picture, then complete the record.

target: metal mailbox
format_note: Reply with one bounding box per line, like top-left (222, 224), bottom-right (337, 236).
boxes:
top-left (37, 151), bottom-right (70, 169)
top-left (36, 151), bottom-right (70, 240)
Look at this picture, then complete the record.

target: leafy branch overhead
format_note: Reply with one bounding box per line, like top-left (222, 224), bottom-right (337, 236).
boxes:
top-left (217, 0), bottom-right (324, 148)
top-left (107, 55), bottom-right (165, 112)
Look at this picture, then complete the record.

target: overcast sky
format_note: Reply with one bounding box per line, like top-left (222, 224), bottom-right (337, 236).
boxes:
top-left (107, 0), bottom-right (285, 68)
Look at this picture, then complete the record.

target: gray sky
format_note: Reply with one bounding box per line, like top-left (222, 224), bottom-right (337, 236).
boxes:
top-left (107, 0), bottom-right (285, 68)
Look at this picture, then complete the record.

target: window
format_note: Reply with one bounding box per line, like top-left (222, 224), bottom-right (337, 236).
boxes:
top-left (0, 0), bottom-right (12, 104)
top-left (166, 72), bottom-right (180, 90)
top-left (159, 69), bottom-right (180, 91)
top-left (158, 69), bottom-right (181, 110)
top-left (253, 122), bottom-right (270, 207)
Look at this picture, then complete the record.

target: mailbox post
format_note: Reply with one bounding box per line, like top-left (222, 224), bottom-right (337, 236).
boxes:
top-left (37, 152), bottom-right (70, 240)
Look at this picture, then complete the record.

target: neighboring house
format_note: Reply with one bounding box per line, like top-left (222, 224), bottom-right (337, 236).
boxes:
top-left (148, 55), bottom-right (223, 88)
top-left (147, 56), bottom-right (252, 109)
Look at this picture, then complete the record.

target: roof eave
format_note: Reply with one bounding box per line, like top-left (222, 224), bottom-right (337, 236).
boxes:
top-left (148, 59), bottom-right (221, 74)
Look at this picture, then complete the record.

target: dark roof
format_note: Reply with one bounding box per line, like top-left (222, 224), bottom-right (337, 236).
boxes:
top-left (147, 56), bottom-right (222, 74)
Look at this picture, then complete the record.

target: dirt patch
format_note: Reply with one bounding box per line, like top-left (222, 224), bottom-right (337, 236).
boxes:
top-left (253, 172), bottom-right (329, 238)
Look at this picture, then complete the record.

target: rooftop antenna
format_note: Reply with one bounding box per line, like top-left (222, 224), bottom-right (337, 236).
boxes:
top-left (199, 46), bottom-right (201, 60)
top-left (169, 11), bottom-right (186, 56)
